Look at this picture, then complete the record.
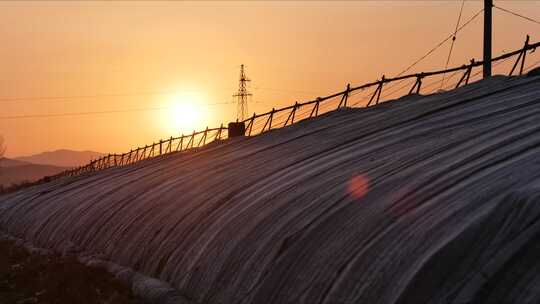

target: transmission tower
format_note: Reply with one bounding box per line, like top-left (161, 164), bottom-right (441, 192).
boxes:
top-left (233, 64), bottom-right (252, 121)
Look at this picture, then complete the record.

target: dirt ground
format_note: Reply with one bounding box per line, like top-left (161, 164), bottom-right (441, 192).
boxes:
top-left (0, 239), bottom-right (143, 304)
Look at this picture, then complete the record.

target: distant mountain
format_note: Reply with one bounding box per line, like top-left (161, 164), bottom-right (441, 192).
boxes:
top-left (14, 149), bottom-right (104, 168)
top-left (0, 164), bottom-right (68, 187)
top-left (0, 158), bottom-right (30, 167)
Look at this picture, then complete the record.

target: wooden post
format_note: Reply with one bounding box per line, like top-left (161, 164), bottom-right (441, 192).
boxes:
top-left (465, 59), bottom-right (474, 85)
top-left (376, 75), bottom-right (385, 105)
top-left (285, 102), bottom-right (297, 126)
top-left (309, 99), bottom-right (320, 118)
top-left (416, 74), bottom-right (423, 94)
top-left (187, 131), bottom-right (194, 148)
top-left (216, 123), bottom-right (224, 140)
top-left (483, 0), bottom-right (493, 78)
top-left (136, 147), bottom-right (141, 161)
top-left (220, 123), bottom-right (224, 139)
top-left (456, 60), bottom-right (474, 88)
top-left (409, 73), bottom-right (423, 95)
top-left (367, 75), bottom-right (385, 107)
top-left (510, 35), bottom-right (530, 76)
top-left (203, 127), bottom-right (208, 145)
top-left (262, 109), bottom-right (274, 132)
top-left (133, 149), bottom-right (138, 162)
top-left (159, 140), bottom-right (163, 155)
top-left (269, 108), bottom-right (274, 130)
top-left (199, 127), bottom-right (208, 146)
top-left (344, 83), bottom-right (350, 107)
top-left (245, 118), bottom-right (253, 135)
top-left (339, 84), bottom-right (351, 108)
top-left (179, 135), bottom-right (184, 150)
top-left (291, 102), bottom-right (297, 124)
top-left (248, 113), bottom-right (255, 136)
top-left (520, 35), bottom-right (530, 75)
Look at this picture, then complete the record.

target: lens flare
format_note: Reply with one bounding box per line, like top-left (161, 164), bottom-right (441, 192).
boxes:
top-left (348, 174), bottom-right (370, 200)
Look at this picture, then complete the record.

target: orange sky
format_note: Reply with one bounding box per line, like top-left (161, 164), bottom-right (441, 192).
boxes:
top-left (1, 1), bottom-right (539, 157)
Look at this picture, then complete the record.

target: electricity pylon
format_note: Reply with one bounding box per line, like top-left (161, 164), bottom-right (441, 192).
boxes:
top-left (233, 64), bottom-right (252, 121)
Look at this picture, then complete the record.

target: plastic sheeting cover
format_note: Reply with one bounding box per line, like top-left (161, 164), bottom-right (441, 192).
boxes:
top-left (2, 76), bottom-right (540, 303)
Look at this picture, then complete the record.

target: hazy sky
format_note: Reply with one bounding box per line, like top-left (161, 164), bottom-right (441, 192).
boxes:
top-left (1, 0), bottom-right (539, 157)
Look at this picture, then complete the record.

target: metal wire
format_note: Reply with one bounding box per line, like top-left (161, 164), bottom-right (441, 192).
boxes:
top-left (441, 0), bottom-right (466, 89)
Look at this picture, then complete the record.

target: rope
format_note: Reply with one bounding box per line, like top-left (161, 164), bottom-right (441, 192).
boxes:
top-left (396, 8), bottom-right (484, 77)
top-left (524, 58), bottom-right (540, 73)
top-left (381, 78), bottom-right (415, 99)
top-left (441, 0), bottom-right (466, 89)
top-left (494, 4), bottom-right (540, 26)
top-left (427, 69), bottom-right (463, 93)
top-left (468, 55), bottom-right (514, 82)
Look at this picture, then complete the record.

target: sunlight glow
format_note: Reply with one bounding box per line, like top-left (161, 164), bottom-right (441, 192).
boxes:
top-left (163, 92), bottom-right (207, 135)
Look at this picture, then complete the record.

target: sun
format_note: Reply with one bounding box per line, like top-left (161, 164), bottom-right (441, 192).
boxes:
top-left (172, 102), bottom-right (200, 129)
top-left (163, 92), bottom-right (206, 135)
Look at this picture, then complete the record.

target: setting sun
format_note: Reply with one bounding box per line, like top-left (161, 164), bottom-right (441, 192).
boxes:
top-left (162, 92), bottom-right (208, 135)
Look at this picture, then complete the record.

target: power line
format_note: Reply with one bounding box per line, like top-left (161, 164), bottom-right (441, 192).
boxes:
top-left (0, 101), bottom-right (234, 120)
top-left (0, 90), bottom-right (176, 103)
top-left (0, 86), bottom-right (316, 104)
top-left (0, 86), bottom-right (244, 103)
top-left (494, 4), bottom-right (540, 26)
top-left (395, 8), bottom-right (484, 77)
top-left (441, 0), bottom-right (466, 89)
top-left (253, 87), bottom-right (322, 95)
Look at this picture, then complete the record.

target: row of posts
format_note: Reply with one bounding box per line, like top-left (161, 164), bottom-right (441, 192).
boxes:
top-left (54, 36), bottom-right (536, 180)
top-left (61, 126), bottom-right (227, 177)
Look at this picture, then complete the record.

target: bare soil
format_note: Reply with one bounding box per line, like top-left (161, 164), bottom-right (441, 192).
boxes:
top-left (0, 239), bottom-right (143, 304)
